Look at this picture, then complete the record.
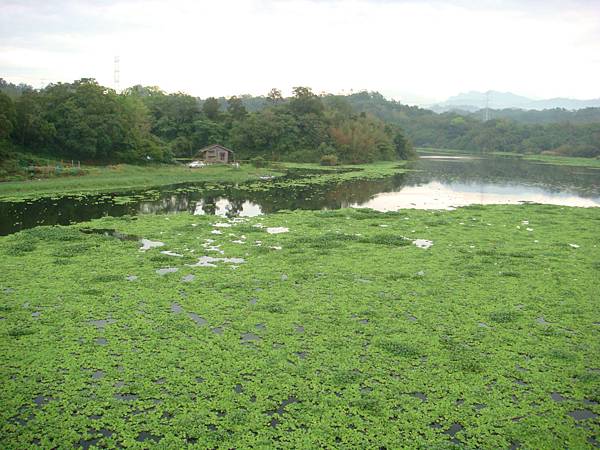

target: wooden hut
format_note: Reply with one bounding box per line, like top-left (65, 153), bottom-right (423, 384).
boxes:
top-left (196, 144), bottom-right (235, 163)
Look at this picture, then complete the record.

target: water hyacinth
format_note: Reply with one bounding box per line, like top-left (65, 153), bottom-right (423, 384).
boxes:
top-left (0, 204), bottom-right (598, 448)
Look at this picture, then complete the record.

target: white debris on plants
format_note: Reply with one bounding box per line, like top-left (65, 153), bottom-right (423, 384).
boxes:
top-left (187, 256), bottom-right (246, 267)
top-left (266, 227), bottom-right (289, 234)
top-left (160, 250), bottom-right (183, 257)
top-left (139, 239), bottom-right (165, 251)
top-left (413, 239), bottom-right (433, 249)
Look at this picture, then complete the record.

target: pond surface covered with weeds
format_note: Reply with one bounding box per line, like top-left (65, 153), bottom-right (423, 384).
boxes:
top-left (1, 204), bottom-right (599, 448)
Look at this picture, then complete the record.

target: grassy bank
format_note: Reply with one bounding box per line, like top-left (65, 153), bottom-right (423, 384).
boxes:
top-left (518, 154), bottom-right (600, 169)
top-left (1, 205), bottom-right (598, 448)
top-left (0, 161), bottom-right (409, 202)
top-left (417, 147), bottom-right (600, 168)
top-left (0, 164), bottom-right (284, 202)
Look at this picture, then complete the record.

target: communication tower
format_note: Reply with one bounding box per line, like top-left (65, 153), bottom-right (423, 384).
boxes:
top-left (114, 56), bottom-right (120, 93)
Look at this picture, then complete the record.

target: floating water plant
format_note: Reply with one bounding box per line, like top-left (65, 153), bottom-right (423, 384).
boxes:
top-left (0, 204), bottom-right (598, 448)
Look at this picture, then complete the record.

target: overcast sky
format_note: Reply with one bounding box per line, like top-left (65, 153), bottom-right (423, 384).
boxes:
top-left (1, 0), bottom-right (599, 104)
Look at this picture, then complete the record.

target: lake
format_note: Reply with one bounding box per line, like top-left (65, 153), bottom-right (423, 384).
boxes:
top-left (1, 153), bottom-right (599, 235)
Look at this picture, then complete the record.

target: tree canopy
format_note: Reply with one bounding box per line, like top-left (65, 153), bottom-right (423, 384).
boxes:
top-left (3, 78), bottom-right (596, 165)
top-left (0, 79), bottom-right (414, 164)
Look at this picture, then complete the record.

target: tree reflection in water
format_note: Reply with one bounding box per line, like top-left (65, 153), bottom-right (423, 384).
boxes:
top-left (1, 155), bottom-right (599, 236)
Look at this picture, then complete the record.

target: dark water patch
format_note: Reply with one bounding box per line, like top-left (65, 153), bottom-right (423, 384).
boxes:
top-left (568, 409), bottom-right (597, 420)
top-left (97, 428), bottom-right (112, 437)
top-left (95, 338), bottom-right (107, 346)
top-left (551, 392), bottom-right (566, 402)
top-left (92, 370), bottom-right (104, 379)
top-left (171, 303), bottom-right (183, 313)
top-left (410, 392), bottom-right (427, 402)
top-left (88, 318), bottom-right (116, 330)
top-left (77, 437), bottom-right (100, 449)
top-left (114, 392), bottom-right (138, 401)
top-left (234, 384), bottom-right (244, 394)
top-left (189, 313), bottom-right (207, 326)
top-left (267, 396), bottom-right (299, 426)
top-left (78, 428), bottom-right (114, 449)
top-left (136, 431), bottom-right (161, 443)
top-left (211, 327), bottom-right (223, 335)
top-left (295, 325), bottom-right (304, 333)
top-left (443, 423), bottom-right (463, 445)
top-left (241, 332), bottom-right (261, 343)
top-left (181, 274), bottom-right (195, 283)
top-left (33, 394), bottom-right (54, 407)
top-left (444, 423), bottom-right (463, 436)
top-left (10, 411), bottom-right (34, 426)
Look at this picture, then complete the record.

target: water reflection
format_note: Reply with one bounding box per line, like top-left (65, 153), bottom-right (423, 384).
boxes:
top-left (192, 199), bottom-right (262, 217)
top-left (1, 154), bottom-right (599, 235)
top-left (357, 180), bottom-right (600, 211)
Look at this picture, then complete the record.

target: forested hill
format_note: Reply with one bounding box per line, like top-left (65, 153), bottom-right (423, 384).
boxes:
top-left (232, 91), bottom-right (600, 157)
top-left (1, 78), bottom-right (599, 168)
top-left (330, 92), bottom-right (600, 157)
top-left (0, 79), bottom-right (413, 166)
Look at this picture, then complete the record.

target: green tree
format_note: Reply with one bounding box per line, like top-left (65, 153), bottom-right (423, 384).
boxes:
top-left (0, 91), bottom-right (16, 140)
top-left (290, 87), bottom-right (324, 116)
top-left (227, 96), bottom-right (248, 120)
top-left (266, 88), bottom-right (283, 104)
top-left (202, 97), bottom-right (220, 120)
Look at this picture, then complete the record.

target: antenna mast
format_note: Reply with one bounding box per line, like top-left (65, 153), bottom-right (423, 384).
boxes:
top-left (114, 56), bottom-right (120, 93)
top-left (484, 91), bottom-right (489, 121)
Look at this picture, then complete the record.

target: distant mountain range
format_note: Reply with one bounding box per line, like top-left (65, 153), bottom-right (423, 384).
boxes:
top-left (429, 90), bottom-right (600, 112)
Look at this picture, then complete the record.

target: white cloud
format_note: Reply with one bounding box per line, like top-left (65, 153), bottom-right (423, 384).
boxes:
top-left (1, 0), bottom-right (598, 102)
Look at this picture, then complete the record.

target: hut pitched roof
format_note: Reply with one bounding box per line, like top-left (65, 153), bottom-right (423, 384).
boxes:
top-left (197, 144), bottom-right (235, 154)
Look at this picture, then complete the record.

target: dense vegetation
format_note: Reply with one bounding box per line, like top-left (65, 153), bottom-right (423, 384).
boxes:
top-left (0, 79), bottom-right (414, 174)
top-left (2, 77), bottom-right (599, 178)
top-left (338, 92), bottom-right (600, 158)
top-left (466, 107), bottom-right (600, 125)
top-left (1, 205), bottom-right (598, 448)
